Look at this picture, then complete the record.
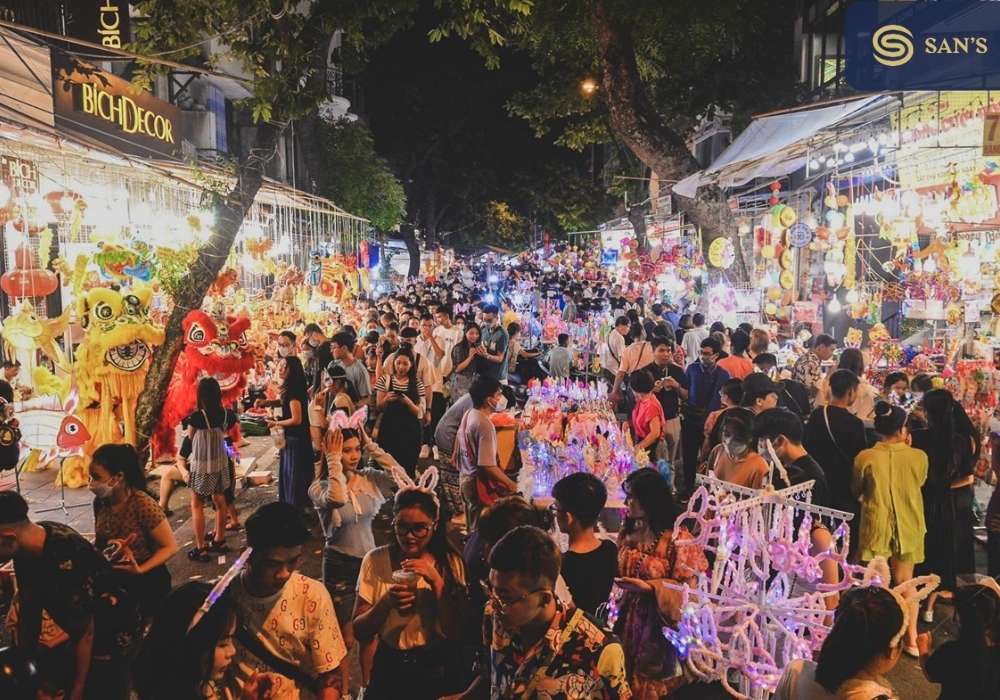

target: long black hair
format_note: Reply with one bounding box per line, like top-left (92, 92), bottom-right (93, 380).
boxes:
top-left (196, 376), bottom-right (225, 426)
top-left (952, 584), bottom-right (1000, 694)
top-left (394, 488), bottom-right (461, 584)
top-left (622, 467), bottom-right (678, 536)
top-left (91, 443), bottom-right (145, 490)
top-left (921, 388), bottom-right (967, 483)
top-left (132, 581), bottom-right (237, 700)
top-left (390, 345), bottom-right (421, 403)
top-left (814, 586), bottom-right (903, 693)
top-left (280, 355), bottom-right (309, 403)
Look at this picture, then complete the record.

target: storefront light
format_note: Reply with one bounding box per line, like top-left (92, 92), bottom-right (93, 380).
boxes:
top-left (0, 183), bottom-right (10, 208)
top-left (924, 257), bottom-right (938, 274)
top-left (845, 288), bottom-right (859, 303)
top-left (959, 251), bottom-right (979, 279)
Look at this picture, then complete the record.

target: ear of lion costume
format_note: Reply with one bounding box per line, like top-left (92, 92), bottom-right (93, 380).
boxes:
top-left (75, 285), bottom-right (164, 450)
top-left (152, 310), bottom-right (254, 458)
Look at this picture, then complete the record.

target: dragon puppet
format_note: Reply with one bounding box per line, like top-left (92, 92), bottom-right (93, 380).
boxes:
top-left (74, 284), bottom-right (165, 451)
top-left (152, 309), bottom-right (254, 459)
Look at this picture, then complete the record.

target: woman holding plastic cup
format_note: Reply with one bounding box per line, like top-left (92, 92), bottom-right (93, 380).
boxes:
top-left (352, 469), bottom-right (467, 699)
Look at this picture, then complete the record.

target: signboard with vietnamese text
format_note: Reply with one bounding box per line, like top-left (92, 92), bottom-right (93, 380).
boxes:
top-left (985, 113), bottom-right (1000, 156)
top-left (66, 0), bottom-right (130, 49)
top-left (52, 56), bottom-right (183, 159)
top-left (0, 155), bottom-right (39, 198)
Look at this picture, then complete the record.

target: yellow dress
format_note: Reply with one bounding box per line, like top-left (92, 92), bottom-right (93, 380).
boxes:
top-left (852, 441), bottom-right (928, 562)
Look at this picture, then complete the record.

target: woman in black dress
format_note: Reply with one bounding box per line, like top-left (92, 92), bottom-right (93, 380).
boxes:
top-left (269, 355), bottom-right (313, 509)
top-left (910, 388), bottom-right (977, 622)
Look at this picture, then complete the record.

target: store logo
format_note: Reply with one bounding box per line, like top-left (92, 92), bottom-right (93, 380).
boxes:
top-left (79, 83), bottom-right (176, 144)
top-left (872, 24), bottom-right (914, 66)
top-left (847, 1), bottom-right (1000, 89)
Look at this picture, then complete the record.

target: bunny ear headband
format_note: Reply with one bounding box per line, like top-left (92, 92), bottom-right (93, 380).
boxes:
top-left (328, 406), bottom-right (368, 432)
top-left (389, 464), bottom-right (440, 510)
top-left (866, 557), bottom-right (940, 648)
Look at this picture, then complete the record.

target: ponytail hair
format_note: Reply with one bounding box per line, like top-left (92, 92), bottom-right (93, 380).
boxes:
top-left (873, 400), bottom-right (906, 437)
top-left (815, 587), bottom-right (904, 692)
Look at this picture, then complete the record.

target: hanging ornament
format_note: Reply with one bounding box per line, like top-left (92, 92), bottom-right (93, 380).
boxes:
top-left (768, 180), bottom-right (782, 206)
top-left (707, 238), bottom-right (735, 269)
top-left (0, 244), bottom-right (59, 298)
top-left (787, 222), bottom-right (813, 247)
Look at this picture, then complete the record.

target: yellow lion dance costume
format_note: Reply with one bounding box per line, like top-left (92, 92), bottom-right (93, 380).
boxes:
top-left (74, 285), bottom-right (164, 450)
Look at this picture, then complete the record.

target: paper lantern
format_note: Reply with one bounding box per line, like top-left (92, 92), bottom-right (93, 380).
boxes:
top-left (0, 244), bottom-right (58, 298)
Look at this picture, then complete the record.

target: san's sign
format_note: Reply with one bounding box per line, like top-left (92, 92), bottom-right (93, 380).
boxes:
top-left (846, 1), bottom-right (1000, 89)
top-left (52, 57), bottom-right (183, 159)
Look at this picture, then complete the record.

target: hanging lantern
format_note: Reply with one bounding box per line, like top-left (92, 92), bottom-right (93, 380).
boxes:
top-left (0, 244), bottom-right (58, 298)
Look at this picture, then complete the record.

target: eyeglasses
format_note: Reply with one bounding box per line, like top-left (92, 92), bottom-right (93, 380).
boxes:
top-left (479, 580), bottom-right (548, 612)
top-left (393, 520), bottom-right (433, 538)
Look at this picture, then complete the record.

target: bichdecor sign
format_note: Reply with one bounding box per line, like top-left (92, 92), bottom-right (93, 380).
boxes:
top-left (52, 57), bottom-right (183, 159)
top-left (66, 0), bottom-right (131, 49)
top-left (846, 0), bottom-right (1000, 89)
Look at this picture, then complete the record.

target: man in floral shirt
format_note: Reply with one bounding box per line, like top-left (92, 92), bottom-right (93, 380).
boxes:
top-left (792, 334), bottom-right (836, 402)
top-left (482, 525), bottom-right (631, 699)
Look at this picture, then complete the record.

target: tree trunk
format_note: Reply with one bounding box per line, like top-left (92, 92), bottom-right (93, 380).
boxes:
top-left (592, 0), bottom-right (746, 279)
top-left (627, 201), bottom-right (649, 252)
top-left (134, 121), bottom-right (280, 457)
top-left (397, 224), bottom-right (421, 278)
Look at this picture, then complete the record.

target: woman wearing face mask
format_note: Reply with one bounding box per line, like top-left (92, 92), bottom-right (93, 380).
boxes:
top-left (310, 426), bottom-right (403, 694)
top-left (773, 586), bottom-right (907, 700)
top-left (447, 322), bottom-right (482, 404)
top-left (615, 468), bottom-right (708, 697)
top-left (706, 408), bottom-right (769, 489)
top-left (267, 356), bottom-right (313, 511)
top-left (853, 401), bottom-right (928, 655)
top-left (375, 346), bottom-right (426, 478)
top-left (90, 443), bottom-right (178, 619)
top-left (352, 480), bottom-right (467, 700)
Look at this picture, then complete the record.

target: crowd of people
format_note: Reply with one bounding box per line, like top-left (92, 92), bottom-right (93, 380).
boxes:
top-left (1, 257), bottom-right (1000, 699)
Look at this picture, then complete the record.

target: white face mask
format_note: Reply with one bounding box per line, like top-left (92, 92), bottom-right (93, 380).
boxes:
top-left (493, 395), bottom-right (508, 412)
top-left (277, 346), bottom-right (292, 358)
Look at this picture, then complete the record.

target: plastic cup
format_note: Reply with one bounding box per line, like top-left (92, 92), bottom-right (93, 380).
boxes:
top-left (391, 569), bottom-right (419, 614)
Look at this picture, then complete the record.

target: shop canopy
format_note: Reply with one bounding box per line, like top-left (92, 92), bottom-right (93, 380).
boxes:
top-left (673, 95), bottom-right (890, 198)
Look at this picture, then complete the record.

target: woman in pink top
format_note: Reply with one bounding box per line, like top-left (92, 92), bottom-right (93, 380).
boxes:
top-left (716, 329), bottom-right (753, 380)
top-left (629, 370), bottom-right (665, 461)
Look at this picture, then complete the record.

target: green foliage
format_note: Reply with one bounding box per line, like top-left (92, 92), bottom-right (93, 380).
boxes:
top-left (504, 0), bottom-right (798, 156)
top-left (318, 121), bottom-right (407, 232)
top-left (484, 200), bottom-right (524, 243)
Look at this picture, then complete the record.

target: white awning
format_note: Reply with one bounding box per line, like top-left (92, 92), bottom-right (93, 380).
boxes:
top-left (674, 95), bottom-right (888, 198)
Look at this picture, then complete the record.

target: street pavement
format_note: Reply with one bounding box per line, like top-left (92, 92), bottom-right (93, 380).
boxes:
top-left (12, 437), bottom-right (954, 699)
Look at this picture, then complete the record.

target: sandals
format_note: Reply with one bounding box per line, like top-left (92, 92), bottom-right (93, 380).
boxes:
top-left (187, 547), bottom-right (211, 562)
top-left (206, 539), bottom-right (230, 553)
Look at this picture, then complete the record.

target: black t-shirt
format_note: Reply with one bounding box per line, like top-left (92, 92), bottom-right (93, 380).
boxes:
top-left (281, 389), bottom-right (311, 440)
top-left (639, 362), bottom-right (689, 419)
top-left (924, 640), bottom-right (1000, 700)
top-left (13, 522), bottom-right (104, 652)
top-left (773, 454), bottom-right (831, 508)
top-left (778, 379), bottom-right (811, 418)
top-left (560, 539), bottom-right (618, 615)
top-left (804, 406), bottom-right (869, 513)
top-left (0, 379), bottom-right (13, 404)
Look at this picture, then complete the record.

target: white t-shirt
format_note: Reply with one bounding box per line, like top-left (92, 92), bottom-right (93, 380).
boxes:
top-left (230, 572), bottom-right (347, 700)
top-left (601, 328), bottom-right (627, 374)
top-left (455, 409), bottom-right (497, 478)
top-left (681, 326), bottom-right (710, 367)
top-left (357, 545), bottom-right (465, 650)
top-left (772, 659), bottom-right (896, 700)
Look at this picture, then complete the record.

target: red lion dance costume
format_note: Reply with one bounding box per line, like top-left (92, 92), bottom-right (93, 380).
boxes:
top-left (153, 310), bottom-right (255, 459)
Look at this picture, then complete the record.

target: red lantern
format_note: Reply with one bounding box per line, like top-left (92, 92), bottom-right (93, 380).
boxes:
top-left (0, 244), bottom-right (59, 298)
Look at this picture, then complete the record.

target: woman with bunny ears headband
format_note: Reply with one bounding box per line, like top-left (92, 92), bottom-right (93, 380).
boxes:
top-left (351, 462), bottom-right (468, 700)
top-left (307, 417), bottom-right (398, 693)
